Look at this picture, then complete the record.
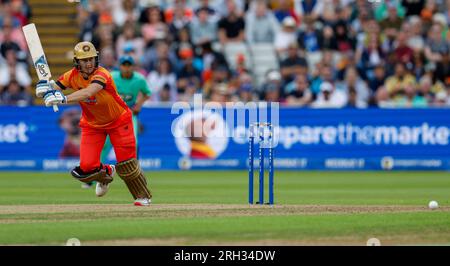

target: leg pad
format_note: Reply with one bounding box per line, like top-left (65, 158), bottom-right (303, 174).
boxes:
top-left (116, 158), bottom-right (152, 200)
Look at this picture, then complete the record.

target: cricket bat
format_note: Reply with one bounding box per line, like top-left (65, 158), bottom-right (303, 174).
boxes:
top-left (22, 23), bottom-right (59, 112)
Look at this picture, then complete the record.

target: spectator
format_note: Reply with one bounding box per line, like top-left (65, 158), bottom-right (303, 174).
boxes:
top-left (356, 34), bottom-right (385, 81)
top-left (406, 16), bottom-right (426, 51)
top-left (190, 7), bottom-right (218, 46)
top-left (297, 16), bottom-right (321, 53)
top-left (198, 41), bottom-right (229, 83)
top-left (142, 40), bottom-right (179, 73)
top-left (8, 0), bottom-right (30, 26)
top-left (411, 50), bottom-right (426, 80)
top-left (146, 58), bottom-right (177, 102)
top-left (320, 25), bottom-right (337, 51)
top-left (435, 50), bottom-right (450, 85)
top-left (284, 74), bottom-right (313, 107)
top-left (0, 15), bottom-right (27, 53)
top-left (0, 49), bottom-right (31, 93)
top-left (91, 23), bottom-right (115, 52)
top-left (245, 0), bottom-right (279, 44)
top-left (141, 5), bottom-right (169, 47)
top-left (55, 0), bottom-right (450, 108)
top-left (392, 84), bottom-right (428, 107)
top-left (99, 47), bottom-right (118, 72)
top-left (375, 0), bottom-right (406, 22)
top-left (337, 67), bottom-right (370, 105)
top-left (432, 90), bottom-right (449, 106)
top-left (375, 86), bottom-right (395, 108)
top-left (0, 79), bottom-right (33, 106)
top-left (334, 20), bottom-right (355, 53)
top-left (167, 0), bottom-right (193, 41)
top-left (379, 3), bottom-right (404, 48)
top-left (111, 0), bottom-right (140, 27)
top-left (279, 42), bottom-right (308, 84)
top-left (294, 0), bottom-right (321, 21)
top-left (232, 72), bottom-right (255, 102)
top-left (402, 0), bottom-right (425, 17)
top-left (271, 0), bottom-right (298, 24)
top-left (310, 64), bottom-right (336, 95)
top-left (164, 0), bottom-right (193, 25)
top-left (424, 23), bottom-right (449, 64)
top-left (171, 27), bottom-right (193, 57)
top-left (217, 0), bottom-right (246, 44)
top-left (384, 62), bottom-right (417, 99)
top-left (311, 82), bottom-right (347, 108)
top-left (393, 32), bottom-right (414, 66)
top-left (264, 81), bottom-right (281, 103)
top-left (203, 64), bottom-right (231, 96)
top-left (209, 82), bottom-right (231, 104)
top-left (417, 76), bottom-right (438, 104)
top-left (177, 47), bottom-right (201, 96)
top-left (274, 16), bottom-right (298, 56)
top-left (345, 87), bottom-right (367, 109)
top-left (115, 22), bottom-right (145, 61)
top-left (420, 0), bottom-right (440, 29)
top-left (193, 0), bottom-right (220, 23)
top-left (216, 0), bottom-right (245, 18)
top-left (369, 64), bottom-right (387, 95)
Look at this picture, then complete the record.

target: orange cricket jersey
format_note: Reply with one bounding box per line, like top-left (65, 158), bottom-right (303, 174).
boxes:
top-left (57, 67), bottom-right (131, 129)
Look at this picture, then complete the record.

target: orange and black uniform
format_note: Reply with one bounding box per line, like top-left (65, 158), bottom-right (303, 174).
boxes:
top-left (57, 66), bottom-right (136, 172)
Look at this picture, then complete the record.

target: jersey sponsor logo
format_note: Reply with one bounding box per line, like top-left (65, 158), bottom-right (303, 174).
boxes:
top-left (119, 93), bottom-right (133, 102)
top-left (83, 96), bottom-right (97, 104)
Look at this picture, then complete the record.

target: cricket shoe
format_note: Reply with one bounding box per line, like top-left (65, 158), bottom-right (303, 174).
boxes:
top-left (95, 165), bottom-right (115, 197)
top-left (134, 198), bottom-right (151, 206)
top-left (81, 181), bottom-right (94, 189)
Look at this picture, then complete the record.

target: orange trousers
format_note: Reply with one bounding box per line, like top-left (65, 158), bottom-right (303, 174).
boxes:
top-left (79, 113), bottom-right (136, 172)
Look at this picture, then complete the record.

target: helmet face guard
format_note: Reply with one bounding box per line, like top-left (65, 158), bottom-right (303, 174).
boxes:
top-left (73, 41), bottom-right (99, 70)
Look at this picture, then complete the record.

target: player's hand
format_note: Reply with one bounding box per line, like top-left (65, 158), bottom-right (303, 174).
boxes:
top-left (44, 90), bottom-right (67, 107)
top-left (36, 80), bottom-right (56, 98)
top-left (132, 106), bottom-right (141, 115)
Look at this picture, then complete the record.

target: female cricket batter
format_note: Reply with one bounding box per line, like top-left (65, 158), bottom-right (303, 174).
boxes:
top-left (36, 41), bottom-right (152, 206)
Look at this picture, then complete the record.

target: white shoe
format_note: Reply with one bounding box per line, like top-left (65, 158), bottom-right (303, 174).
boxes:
top-left (95, 182), bottom-right (110, 197)
top-left (134, 198), bottom-right (151, 206)
top-left (95, 165), bottom-right (115, 197)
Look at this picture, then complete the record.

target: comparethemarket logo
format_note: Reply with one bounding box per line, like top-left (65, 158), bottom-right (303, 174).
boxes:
top-left (278, 123), bottom-right (450, 149)
top-left (0, 122), bottom-right (29, 143)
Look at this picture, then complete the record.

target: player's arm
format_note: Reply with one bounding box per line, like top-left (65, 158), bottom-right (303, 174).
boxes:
top-left (65, 83), bottom-right (102, 103)
top-left (132, 92), bottom-right (150, 115)
top-left (132, 77), bottom-right (151, 115)
top-left (43, 83), bottom-right (103, 107)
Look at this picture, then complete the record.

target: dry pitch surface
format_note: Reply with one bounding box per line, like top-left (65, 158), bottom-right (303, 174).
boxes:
top-left (1, 204), bottom-right (449, 246)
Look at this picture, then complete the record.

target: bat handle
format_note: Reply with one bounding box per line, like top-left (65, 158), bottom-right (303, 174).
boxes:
top-left (53, 104), bottom-right (59, 112)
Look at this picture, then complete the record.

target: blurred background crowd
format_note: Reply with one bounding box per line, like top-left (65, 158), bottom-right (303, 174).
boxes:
top-left (0, 0), bottom-right (449, 108)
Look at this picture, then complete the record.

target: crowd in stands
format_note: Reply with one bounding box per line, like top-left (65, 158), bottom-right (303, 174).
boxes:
top-left (1, 0), bottom-right (449, 108)
top-left (0, 0), bottom-right (33, 106)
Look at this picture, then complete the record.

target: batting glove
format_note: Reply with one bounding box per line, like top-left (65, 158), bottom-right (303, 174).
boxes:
top-left (36, 80), bottom-right (56, 98)
top-left (44, 90), bottom-right (67, 107)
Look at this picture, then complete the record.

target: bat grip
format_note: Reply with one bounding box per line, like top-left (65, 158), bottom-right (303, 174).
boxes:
top-left (52, 104), bottom-right (59, 112)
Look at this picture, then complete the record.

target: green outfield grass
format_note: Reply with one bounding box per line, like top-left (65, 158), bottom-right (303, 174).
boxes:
top-left (0, 171), bottom-right (449, 245)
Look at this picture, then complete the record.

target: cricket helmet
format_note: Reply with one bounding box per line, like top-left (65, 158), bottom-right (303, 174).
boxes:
top-left (73, 41), bottom-right (99, 69)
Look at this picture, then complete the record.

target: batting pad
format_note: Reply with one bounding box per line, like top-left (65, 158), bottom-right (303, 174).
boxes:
top-left (116, 158), bottom-right (152, 200)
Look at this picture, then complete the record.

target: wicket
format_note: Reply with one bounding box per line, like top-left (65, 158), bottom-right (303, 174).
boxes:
top-left (248, 122), bottom-right (274, 205)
